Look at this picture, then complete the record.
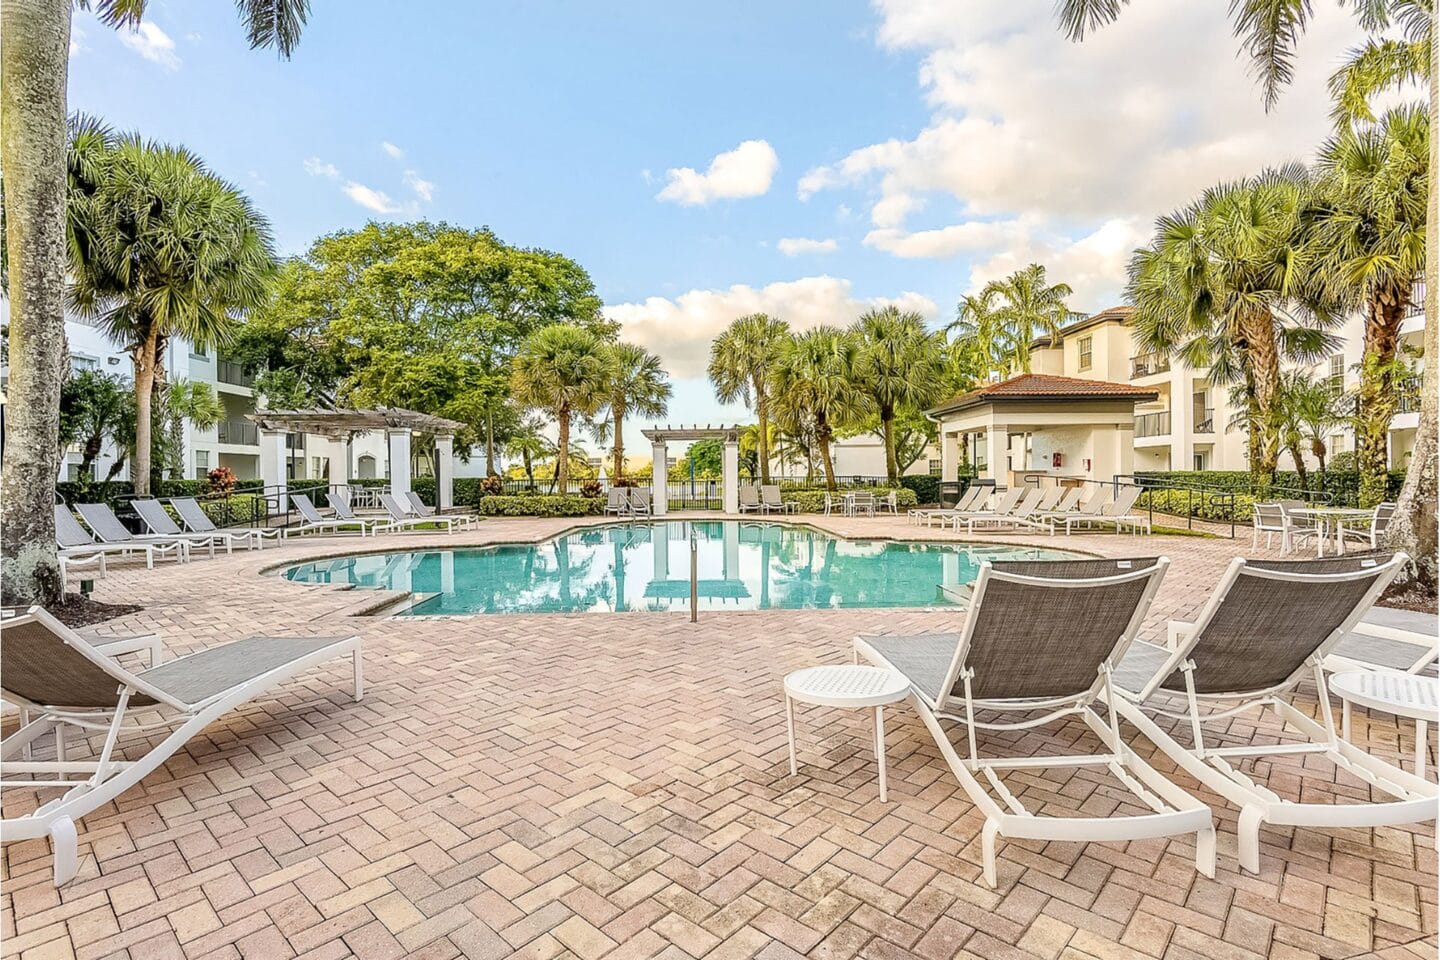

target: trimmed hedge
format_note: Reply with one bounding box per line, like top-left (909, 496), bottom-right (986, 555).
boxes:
top-left (1138, 488), bottom-right (1259, 523)
top-left (476, 494), bottom-right (604, 517)
top-left (781, 487), bottom-right (918, 513)
top-left (1135, 469), bottom-right (1404, 506)
top-left (899, 475), bottom-right (940, 506)
top-left (56, 478), bottom-right (264, 507)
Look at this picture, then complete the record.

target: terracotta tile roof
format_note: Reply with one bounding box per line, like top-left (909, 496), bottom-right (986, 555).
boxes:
top-left (927, 373), bottom-right (1160, 415)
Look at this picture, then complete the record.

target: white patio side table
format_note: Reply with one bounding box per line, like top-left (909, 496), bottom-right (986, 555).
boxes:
top-left (1332, 671), bottom-right (1439, 777)
top-left (783, 665), bottom-right (910, 801)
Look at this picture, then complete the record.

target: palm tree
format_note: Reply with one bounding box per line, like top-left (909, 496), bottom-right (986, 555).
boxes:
top-left (161, 380), bottom-right (224, 480)
top-left (947, 291), bottom-right (1012, 380)
top-left (1311, 105), bottom-right (1429, 505)
top-left (511, 324), bottom-right (615, 490)
top-left (772, 327), bottom-right (874, 491)
top-left (1, 1), bottom-right (309, 604)
top-left (602, 342), bottom-right (671, 479)
top-left (1288, 371), bottom-right (1346, 488)
top-left (978, 264), bottom-right (1074, 373)
top-left (505, 418), bottom-right (552, 488)
top-left (852, 307), bottom-right (946, 482)
top-left (68, 128), bottom-right (277, 496)
top-left (58, 368), bottom-right (132, 477)
top-left (708, 313), bottom-right (791, 482)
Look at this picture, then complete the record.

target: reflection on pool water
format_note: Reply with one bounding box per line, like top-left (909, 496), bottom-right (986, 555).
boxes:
top-left (280, 521), bottom-right (1081, 615)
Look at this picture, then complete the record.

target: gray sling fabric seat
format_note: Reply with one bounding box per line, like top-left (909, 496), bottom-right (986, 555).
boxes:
top-left (170, 497), bottom-right (281, 549)
top-left (73, 503), bottom-right (190, 562)
top-left (405, 491), bottom-right (478, 529)
top-left (131, 499), bottom-right (230, 557)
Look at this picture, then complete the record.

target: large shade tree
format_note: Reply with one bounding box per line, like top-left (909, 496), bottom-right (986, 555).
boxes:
top-left (852, 306), bottom-right (946, 482)
top-left (510, 324), bottom-right (616, 490)
top-left (599, 342), bottom-right (671, 479)
top-left (772, 327), bottom-right (873, 491)
top-left (708, 313), bottom-right (791, 483)
top-left (0, 0), bottom-right (308, 604)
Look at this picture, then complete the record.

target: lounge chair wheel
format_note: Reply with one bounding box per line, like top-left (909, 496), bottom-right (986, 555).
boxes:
top-left (50, 816), bottom-right (78, 887)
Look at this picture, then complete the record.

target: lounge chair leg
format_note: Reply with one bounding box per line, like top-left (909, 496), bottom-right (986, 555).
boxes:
top-left (51, 817), bottom-right (78, 887)
top-left (1237, 806), bottom-right (1264, 874)
top-left (786, 695), bottom-right (797, 776)
top-left (981, 819), bottom-right (999, 888)
top-left (353, 647), bottom-right (365, 702)
top-left (1195, 826), bottom-right (1217, 878)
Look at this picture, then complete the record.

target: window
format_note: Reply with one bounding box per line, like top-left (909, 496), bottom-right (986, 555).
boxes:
top-left (1077, 335), bottom-right (1093, 371)
top-left (70, 355), bottom-right (98, 374)
top-left (194, 449), bottom-right (210, 480)
top-left (190, 342), bottom-right (208, 359)
top-left (1193, 452), bottom-right (1206, 471)
top-left (1327, 354), bottom-right (1345, 392)
top-left (927, 458), bottom-right (942, 476)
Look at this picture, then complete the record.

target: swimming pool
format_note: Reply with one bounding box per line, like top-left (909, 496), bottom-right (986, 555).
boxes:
top-left (280, 520), bottom-right (1081, 615)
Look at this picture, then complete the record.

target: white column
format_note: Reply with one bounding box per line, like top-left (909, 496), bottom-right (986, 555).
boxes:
top-left (722, 439), bottom-right (740, 514)
top-left (331, 434), bottom-right (353, 505)
top-left (985, 426), bottom-right (1008, 485)
top-left (651, 441), bottom-right (669, 516)
top-left (259, 429), bottom-right (289, 514)
top-left (723, 519), bottom-right (740, 579)
top-left (387, 430), bottom-right (412, 498)
top-left (1169, 370), bottom-right (1191, 472)
top-left (435, 434), bottom-right (455, 510)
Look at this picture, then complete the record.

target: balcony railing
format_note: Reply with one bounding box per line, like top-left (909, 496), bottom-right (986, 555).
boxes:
top-left (1406, 281), bottom-right (1425, 319)
top-left (1131, 353), bottom-right (1171, 378)
top-left (216, 359), bottom-right (254, 388)
top-left (1135, 410), bottom-right (1171, 439)
top-left (216, 417), bottom-right (259, 445)
top-left (1397, 377), bottom-right (1423, 415)
top-left (1194, 409), bottom-right (1215, 433)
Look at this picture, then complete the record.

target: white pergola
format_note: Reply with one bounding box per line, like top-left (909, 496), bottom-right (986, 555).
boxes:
top-left (642, 425), bottom-right (743, 515)
top-left (248, 407), bottom-right (465, 512)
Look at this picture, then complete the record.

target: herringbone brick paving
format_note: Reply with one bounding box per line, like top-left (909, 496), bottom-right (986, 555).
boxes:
top-left (2, 515), bottom-right (1435, 959)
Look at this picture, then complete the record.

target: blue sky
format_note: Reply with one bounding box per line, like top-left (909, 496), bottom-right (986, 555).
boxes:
top-left (68, 0), bottom-right (1368, 453)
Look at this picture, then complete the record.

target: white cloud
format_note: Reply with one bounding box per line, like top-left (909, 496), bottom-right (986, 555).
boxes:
top-left (342, 182), bottom-right (401, 214)
top-left (381, 141), bottom-right (405, 160)
top-left (117, 22), bottom-right (180, 71)
top-left (864, 217), bottom-right (1031, 259)
top-left (604, 276), bottom-right (936, 378)
top-left (403, 170), bottom-right (435, 202)
top-left (657, 139), bottom-right (780, 205)
top-left (778, 237), bottom-right (839, 256)
top-left (303, 157), bottom-right (340, 179)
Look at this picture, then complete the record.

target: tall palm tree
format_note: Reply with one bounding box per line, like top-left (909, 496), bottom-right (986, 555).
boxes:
top-left (708, 313), bottom-right (791, 482)
top-left (505, 417), bottom-right (553, 488)
top-left (947, 290), bottom-right (1012, 380)
top-left (602, 342), bottom-right (671, 479)
top-left (69, 128), bottom-right (277, 496)
top-left (772, 327), bottom-right (874, 491)
top-left (978, 264), bottom-right (1074, 373)
top-left (852, 307), bottom-right (946, 482)
top-left (0, 1), bottom-right (309, 604)
top-left (1311, 105), bottom-right (1429, 505)
top-left (511, 324), bottom-right (615, 490)
top-left (1289, 370), bottom-right (1346, 487)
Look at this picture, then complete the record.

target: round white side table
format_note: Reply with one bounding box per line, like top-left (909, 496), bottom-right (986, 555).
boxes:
top-left (1332, 671), bottom-right (1438, 777)
top-left (783, 665), bottom-right (910, 801)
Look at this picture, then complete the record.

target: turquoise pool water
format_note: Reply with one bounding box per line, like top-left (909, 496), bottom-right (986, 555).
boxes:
top-left (280, 521), bottom-right (1080, 615)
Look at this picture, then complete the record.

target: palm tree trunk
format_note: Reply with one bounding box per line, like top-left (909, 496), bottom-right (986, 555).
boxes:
top-left (1356, 285), bottom-right (1408, 506)
top-left (816, 414), bottom-right (837, 492)
top-left (132, 329), bottom-right (160, 496)
top-left (612, 407), bottom-right (625, 479)
top-left (1243, 309), bottom-right (1282, 488)
top-left (0, 0), bottom-right (71, 605)
top-left (756, 381), bottom-right (771, 483)
top-left (556, 407), bottom-right (571, 491)
top-left (1384, 56), bottom-right (1439, 595)
top-left (880, 404), bottom-right (899, 483)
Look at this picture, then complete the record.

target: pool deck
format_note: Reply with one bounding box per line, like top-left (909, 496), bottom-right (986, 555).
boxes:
top-left (2, 514), bottom-right (1435, 960)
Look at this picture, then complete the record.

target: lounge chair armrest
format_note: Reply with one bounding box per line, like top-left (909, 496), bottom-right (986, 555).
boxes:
top-left (90, 633), bottom-right (163, 667)
top-left (1165, 620), bottom-right (1196, 651)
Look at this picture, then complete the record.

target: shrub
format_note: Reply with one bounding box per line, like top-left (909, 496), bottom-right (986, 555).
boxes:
top-left (476, 494), bottom-right (604, 517)
top-left (899, 475), bottom-right (940, 505)
top-left (1134, 469), bottom-right (1404, 507)
top-left (479, 475), bottom-right (504, 496)
top-left (207, 465), bottom-right (238, 493)
top-left (781, 487), bottom-right (918, 514)
top-left (580, 479), bottom-right (603, 498)
top-left (1137, 487), bottom-right (1258, 523)
top-left (202, 493), bottom-right (268, 528)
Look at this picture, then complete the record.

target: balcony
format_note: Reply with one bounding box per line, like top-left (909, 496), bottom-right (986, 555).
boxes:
top-left (216, 417), bottom-right (259, 446)
top-left (1396, 377), bottom-right (1423, 415)
top-left (1194, 409), bottom-right (1215, 433)
top-left (216, 358), bottom-right (255, 388)
top-left (1135, 410), bottom-right (1171, 439)
top-left (1406, 281), bottom-right (1425, 319)
top-left (1131, 353), bottom-right (1171, 379)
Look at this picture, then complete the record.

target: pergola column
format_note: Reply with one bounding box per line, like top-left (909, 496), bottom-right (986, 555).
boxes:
top-left (387, 429), bottom-right (412, 498)
top-left (259, 428), bottom-right (289, 513)
top-left (435, 433), bottom-right (455, 510)
top-left (651, 441), bottom-right (669, 516)
top-left (722, 439), bottom-right (740, 514)
top-left (331, 434), bottom-right (353, 504)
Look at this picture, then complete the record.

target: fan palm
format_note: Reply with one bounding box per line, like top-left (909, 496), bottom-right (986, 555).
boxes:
top-left (1311, 104), bottom-right (1429, 505)
top-left (947, 290), bottom-right (1013, 379)
top-left (601, 343), bottom-right (671, 479)
top-left (161, 379), bottom-right (224, 479)
top-left (708, 313), bottom-right (791, 482)
top-left (772, 327), bottom-right (874, 491)
top-left (511, 324), bottom-right (615, 490)
top-left (505, 417), bottom-right (553, 487)
top-left (852, 307), bottom-right (946, 481)
top-left (979, 264), bottom-right (1074, 373)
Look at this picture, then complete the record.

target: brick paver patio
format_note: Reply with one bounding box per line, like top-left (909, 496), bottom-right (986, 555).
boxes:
top-left (2, 515), bottom-right (1435, 960)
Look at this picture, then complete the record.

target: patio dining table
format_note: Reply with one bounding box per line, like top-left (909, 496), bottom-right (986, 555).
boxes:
top-left (841, 491), bottom-right (876, 517)
top-left (1289, 506), bottom-right (1378, 557)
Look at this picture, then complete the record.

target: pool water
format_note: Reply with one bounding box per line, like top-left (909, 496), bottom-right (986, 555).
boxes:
top-left (280, 521), bottom-right (1080, 615)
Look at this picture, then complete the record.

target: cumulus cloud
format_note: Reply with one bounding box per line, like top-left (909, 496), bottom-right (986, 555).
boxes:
top-left (604, 276), bottom-right (936, 378)
top-left (777, 237), bottom-right (839, 256)
top-left (117, 22), bottom-right (180, 70)
top-left (657, 139), bottom-right (780, 205)
top-left (303, 157), bottom-right (340, 179)
top-left (381, 141), bottom-right (405, 159)
top-left (342, 182), bottom-right (402, 214)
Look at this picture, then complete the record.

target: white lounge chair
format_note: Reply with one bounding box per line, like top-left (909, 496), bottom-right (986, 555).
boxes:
top-left (54, 505), bottom-right (171, 570)
top-left (377, 493), bottom-right (458, 533)
top-left (856, 556), bottom-right (1214, 887)
top-left (761, 485), bottom-right (797, 515)
top-left (0, 606), bottom-right (361, 886)
top-left (1324, 606), bottom-right (1439, 676)
top-left (628, 488), bottom-right (653, 517)
top-left (405, 491), bottom-right (478, 530)
top-left (73, 503), bottom-right (191, 563)
top-left (950, 487), bottom-right (1033, 533)
top-left (130, 499), bottom-right (232, 557)
top-left (739, 486), bottom-right (764, 514)
top-left (604, 488), bottom-right (629, 516)
top-left (284, 493), bottom-right (377, 538)
top-left (1060, 486), bottom-right (1145, 536)
top-left (1109, 553), bottom-right (1433, 874)
top-left (170, 497), bottom-right (281, 549)
top-left (911, 486), bottom-right (988, 527)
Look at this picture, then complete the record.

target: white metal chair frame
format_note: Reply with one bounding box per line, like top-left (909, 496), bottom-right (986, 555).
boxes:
top-left (738, 486), bottom-right (764, 514)
top-left (283, 494), bottom-right (379, 538)
top-left (404, 491), bottom-right (478, 530)
top-left (1109, 554), bottom-right (1434, 874)
top-left (1338, 502), bottom-right (1396, 551)
top-left (130, 500), bottom-right (230, 558)
top-left (1251, 503), bottom-right (1289, 551)
top-left (855, 558), bottom-right (1216, 888)
top-left (1061, 486), bottom-right (1143, 536)
top-left (950, 487), bottom-right (1039, 533)
top-left (169, 497), bottom-right (280, 550)
top-left (72, 504), bottom-right (191, 563)
top-left (910, 486), bottom-right (988, 527)
top-left (604, 488), bottom-right (630, 516)
top-left (760, 485), bottom-right (798, 515)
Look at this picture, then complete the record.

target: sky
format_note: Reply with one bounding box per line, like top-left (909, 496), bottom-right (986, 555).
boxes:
top-left (66, 0), bottom-right (1376, 455)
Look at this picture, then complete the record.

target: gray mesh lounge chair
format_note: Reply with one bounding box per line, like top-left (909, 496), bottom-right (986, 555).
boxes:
top-left (171, 497), bottom-right (281, 549)
top-left (377, 493), bottom-right (457, 533)
top-left (911, 486), bottom-right (987, 527)
top-left (760, 485), bottom-right (796, 515)
top-left (405, 491), bottom-right (478, 530)
top-left (628, 488), bottom-right (653, 517)
top-left (739, 486), bottom-right (764, 513)
top-left (856, 556), bottom-right (1214, 887)
top-left (73, 503), bottom-right (191, 563)
top-left (0, 606), bottom-right (360, 885)
top-left (284, 493), bottom-right (377, 538)
top-left (604, 488), bottom-right (629, 516)
top-left (131, 500), bottom-right (231, 557)
top-left (1109, 553), bottom-right (1432, 874)
top-left (54, 505), bottom-right (163, 570)
top-left (1325, 605), bottom-right (1439, 676)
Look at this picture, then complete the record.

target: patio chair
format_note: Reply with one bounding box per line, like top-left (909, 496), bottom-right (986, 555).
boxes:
top-left (855, 556), bottom-right (1215, 887)
top-left (739, 486), bottom-right (764, 514)
top-left (405, 491), bottom-right (478, 530)
top-left (604, 488), bottom-right (629, 516)
top-left (377, 493), bottom-right (459, 533)
top-left (1109, 553), bottom-right (1433, 874)
top-left (284, 493), bottom-right (377, 538)
top-left (628, 488), bottom-right (653, 517)
top-left (823, 492), bottom-right (842, 515)
top-left (1059, 486), bottom-right (1145, 536)
top-left (875, 490), bottom-right (900, 515)
top-left (949, 487), bottom-right (1032, 533)
top-left (74, 504), bottom-right (191, 563)
top-left (54, 505), bottom-right (171, 570)
top-left (1251, 502), bottom-right (1288, 551)
top-left (1277, 500), bottom-right (1321, 552)
top-left (849, 491), bottom-right (877, 517)
top-left (1339, 502), bottom-right (1396, 551)
top-left (170, 497), bottom-right (281, 549)
top-left (761, 485), bottom-right (797, 515)
top-left (0, 606), bottom-right (361, 886)
top-left (130, 500), bottom-right (232, 557)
